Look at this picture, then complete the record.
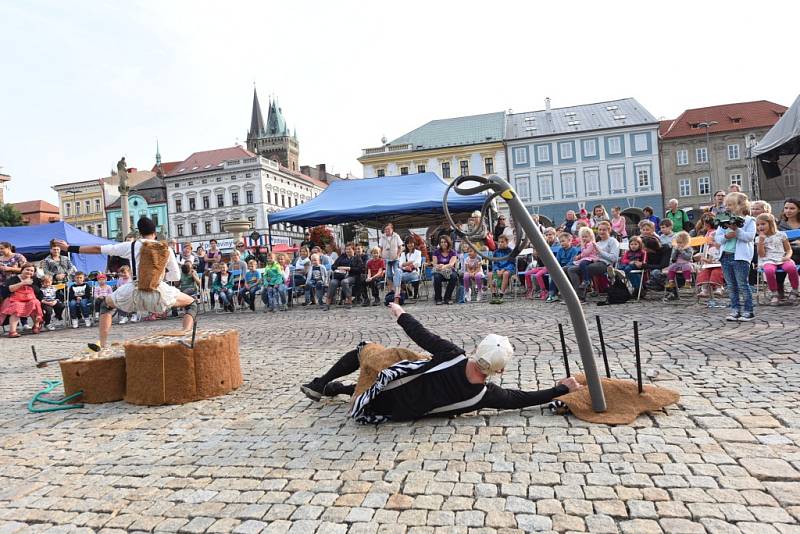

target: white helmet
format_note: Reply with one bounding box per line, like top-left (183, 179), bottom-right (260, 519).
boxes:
top-left (471, 334), bottom-right (513, 376)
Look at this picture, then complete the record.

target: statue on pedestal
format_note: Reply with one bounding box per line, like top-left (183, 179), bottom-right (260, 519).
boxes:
top-left (117, 157), bottom-right (129, 194)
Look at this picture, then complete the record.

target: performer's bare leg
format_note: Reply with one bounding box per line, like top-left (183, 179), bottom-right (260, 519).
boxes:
top-left (173, 293), bottom-right (196, 331)
top-left (98, 296), bottom-right (116, 348)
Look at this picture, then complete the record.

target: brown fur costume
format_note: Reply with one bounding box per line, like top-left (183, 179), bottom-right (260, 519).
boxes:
top-left (137, 241), bottom-right (171, 290)
top-left (352, 343), bottom-right (431, 399)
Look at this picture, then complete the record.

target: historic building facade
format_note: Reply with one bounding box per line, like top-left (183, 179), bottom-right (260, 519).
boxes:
top-left (105, 176), bottom-right (169, 240)
top-left (164, 146), bottom-right (326, 248)
top-left (0, 170), bottom-right (9, 203)
top-left (659, 100), bottom-right (790, 214)
top-left (246, 88), bottom-right (299, 171)
top-left (358, 111), bottom-right (507, 182)
top-left (504, 98), bottom-right (662, 226)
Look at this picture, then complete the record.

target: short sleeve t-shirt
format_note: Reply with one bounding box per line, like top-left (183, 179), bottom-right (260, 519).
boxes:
top-left (434, 249), bottom-right (456, 266)
top-left (310, 265), bottom-right (323, 282)
top-left (0, 252), bottom-right (27, 285)
top-left (367, 258), bottom-right (385, 276)
top-left (759, 232), bottom-right (787, 265)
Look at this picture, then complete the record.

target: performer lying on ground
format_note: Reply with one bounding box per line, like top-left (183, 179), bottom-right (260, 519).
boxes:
top-left (54, 217), bottom-right (197, 348)
top-left (302, 302), bottom-right (581, 424)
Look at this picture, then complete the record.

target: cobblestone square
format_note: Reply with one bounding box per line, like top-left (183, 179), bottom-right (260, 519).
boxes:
top-left (2, 300), bottom-right (799, 533)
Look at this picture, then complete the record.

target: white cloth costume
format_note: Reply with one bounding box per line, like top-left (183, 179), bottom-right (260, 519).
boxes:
top-left (100, 240), bottom-right (182, 313)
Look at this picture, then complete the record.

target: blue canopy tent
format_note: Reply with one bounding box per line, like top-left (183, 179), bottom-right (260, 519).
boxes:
top-left (268, 173), bottom-right (486, 229)
top-left (0, 221), bottom-right (115, 273)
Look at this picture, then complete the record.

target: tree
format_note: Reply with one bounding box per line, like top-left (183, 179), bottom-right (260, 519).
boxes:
top-left (309, 225), bottom-right (334, 249)
top-left (0, 203), bottom-right (25, 227)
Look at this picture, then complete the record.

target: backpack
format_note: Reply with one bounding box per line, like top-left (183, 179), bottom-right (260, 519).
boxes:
top-left (601, 276), bottom-right (631, 305)
top-left (131, 240), bottom-right (171, 291)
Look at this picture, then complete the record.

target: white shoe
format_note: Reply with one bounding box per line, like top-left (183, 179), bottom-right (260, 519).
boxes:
top-left (84, 318), bottom-right (92, 327)
top-left (47, 324), bottom-right (56, 331)
top-left (23, 323), bottom-right (32, 331)
top-left (119, 316), bottom-right (129, 324)
top-left (130, 315), bottom-right (139, 323)
top-left (72, 319), bottom-right (79, 329)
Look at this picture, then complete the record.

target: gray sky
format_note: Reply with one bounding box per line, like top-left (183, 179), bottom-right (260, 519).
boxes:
top-left (1, 0), bottom-right (797, 204)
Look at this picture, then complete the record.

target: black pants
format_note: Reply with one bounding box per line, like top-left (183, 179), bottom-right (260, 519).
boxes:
top-left (433, 272), bottom-right (457, 302)
top-left (313, 347), bottom-right (360, 396)
top-left (42, 302), bottom-right (64, 325)
top-left (368, 277), bottom-right (383, 299)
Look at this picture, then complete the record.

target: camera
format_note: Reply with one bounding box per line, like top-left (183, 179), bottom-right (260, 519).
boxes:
top-left (712, 211), bottom-right (745, 230)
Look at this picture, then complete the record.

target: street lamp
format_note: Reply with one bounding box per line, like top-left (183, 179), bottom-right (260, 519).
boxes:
top-left (65, 189), bottom-right (80, 226)
top-left (697, 121), bottom-right (719, 192)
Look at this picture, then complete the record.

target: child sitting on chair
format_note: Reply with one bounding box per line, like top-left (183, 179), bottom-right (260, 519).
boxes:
top-left (365, 247), bottom-right (385, 306)
top-left (620, 236), bottom-right (647, 292)
top-left (68, 271), bottom-right (92, 328)
top-left (695, 216), bottom-right (724, 298)
top-left (462, 247), bottom-right (484, 302)
top-left (573, 227), bottom-right (600, 289)
top-left (490, 235), bottom-right (515, 299)
top-left (546, 232), bottom-right (579, 303)
top-left (242, 259), bottom-right (262, 311)
top-left (39, 275), bottom-right (64, 331)
top-left (664, 231), bottom-right (694, 301)
top-left (757, 212), bottom-right (799, 305)
top-left (211, 262), bottom-right (235, 312)
top-left (524, 228), bottom-right (558, 300)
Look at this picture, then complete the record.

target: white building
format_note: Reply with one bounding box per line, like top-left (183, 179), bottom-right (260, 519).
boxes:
top-left (164, 146), bottom-right (326, 248)
top-left (505, 98), bottom-right (662, 227)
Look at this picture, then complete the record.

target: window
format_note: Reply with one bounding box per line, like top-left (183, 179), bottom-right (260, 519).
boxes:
top-left (607, 136), bottom-right (622, 155)
top-left (676, 149), bottom-right (688, 166)
top-left (232, 192), bottom-right (239, 206)
top-left (377, 168), bottom-right (386, 177)
top-left (64, 203), bottom-right (71, 217)
top-left (188, 197), bottom-right (196, 211)
top-left (151, 213), bottom-right (159, 228)
top-left (484, 158), bottom-right (493, 174)
top-left (177, 224), bottom-right (184, 237)
top-left (216, 176), bottom-right (222, 182)
top-left (417, 164), bottom-right (426, 174)
top-left (87, 226), bottom-right (94, 235)
top-left (512, 147), bottom-right (528, 166)
top-left (537, 172), bottom-right (553, 200)
top-left (246, 190), bottom-right (254, 204)
top-left (217, 194), bottom-right (224, 207)
top-left (635, 165), bottom-right (652, 191)
top-left (698, 176), bottom-right (710, 196)
top-left (459, 160), bottom-right (469, 176)
top-left (97, 224), bottom-right (103, 236)
top-left (218, 220), bottom-right (226, 232)
top-left (609, 166), bottom-right (625, 193)
top-left (582, 139), bottom-right (597, 158)
top-left (202, 196), bottom-right (210, 209)
top-left (441, 162), bottom-right (450, 179)
top-left (679, 178), bottom-right (691, 197)
top-left (561, 170), bottom-right (576, 197)
top-left (204, 221), bottom-right (212, 234)
top-left (116, 217), bottom-right (122, 230)
top-left (559, 142), bottom-right (574, 161)
top-left (75, 203), bottom-right (81, 215)
top-left (247, 216), bottom-right (256, 225)
top-left (175, 199), bottom-right (182, 213)
top-left (515, 175), bottom-right (530, 202)
top-left (266, 191), bottom-right (272, 204)
top-left (95, 199), bottom-right (101, 213)
top-left (85, 200), bottom-right (91, 213)
top-left (696, 147), bottom-right (708, 163)
top-left (730, 173), bottom-right (743, 187)
top-left (784, 169), bottom-right (796, 187)
top-left (400, 166), bottom-right (408, 175)
top-left (727, 144), bottom-right (740, 160)
top-left (584, 168), bottom-right (600, 196)
top-left (190, 222), bottom-right (198, 236)
top-left (281, 195), bottom-right (285, 207)
top-left (536, 144), bottom-right (550, 162)
top-left (633, 133), bottom-right (649, 152)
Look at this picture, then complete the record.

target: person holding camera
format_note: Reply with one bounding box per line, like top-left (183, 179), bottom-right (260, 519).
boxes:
top-left (715, 192), bottom-right (756, 322)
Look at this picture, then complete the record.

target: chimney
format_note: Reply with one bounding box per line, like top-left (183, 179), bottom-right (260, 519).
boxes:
top-left (318, 163), bottom-right (326, 177)
top-left (545, 97), bottom-right (551, 112)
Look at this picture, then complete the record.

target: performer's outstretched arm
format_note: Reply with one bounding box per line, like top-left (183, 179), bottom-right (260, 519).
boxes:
top-left (389, 303), bottom-right (464, 362)
top-left (479, 382), bottom-right (570, 410)
top-left (54, 241), bottom-right (102, 255)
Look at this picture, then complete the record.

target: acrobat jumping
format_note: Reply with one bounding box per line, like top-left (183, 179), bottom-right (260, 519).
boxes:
top-left (55, 217), bottom-right (197, 348)
top-left (301, 302), bottom-right (581, 424)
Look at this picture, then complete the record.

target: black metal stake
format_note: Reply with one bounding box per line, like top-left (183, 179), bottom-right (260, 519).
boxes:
top-left (190, 320), bottom-right (198, 349)
top-left (634, 320), bottom-right (643, 394)
top-left (595, 315), bottom-right (611, 378)
top-left (558, 323), bottom-right (571, 377)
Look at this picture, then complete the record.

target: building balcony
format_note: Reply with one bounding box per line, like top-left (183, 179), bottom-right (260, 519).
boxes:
top-left (361, 144), bottom-right (414, 157)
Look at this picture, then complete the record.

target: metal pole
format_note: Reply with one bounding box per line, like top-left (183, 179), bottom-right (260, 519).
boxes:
top-left (444, 175), bottom-right (606, 412)
top-left (595, 315), bottom-right (611, 378)
top-left (634, 320), bottom-right (643, 394)
top-left (557, 323), bottom-right (571, 377)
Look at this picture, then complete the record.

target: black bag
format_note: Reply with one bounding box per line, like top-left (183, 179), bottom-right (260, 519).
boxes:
top-left (603, 277), bottom-right (631, 305)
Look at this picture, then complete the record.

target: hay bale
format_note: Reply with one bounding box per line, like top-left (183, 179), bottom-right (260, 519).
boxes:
top-left (558, 373), bottom-right (680, 425)
top-left (352, 343), bottom-right (430, 398)
top-left (59, 345), bottom-right (126, 404)
top-left (124, 329), bottom-right (242, 406)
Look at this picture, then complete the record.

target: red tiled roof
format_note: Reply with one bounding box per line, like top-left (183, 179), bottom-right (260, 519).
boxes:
top-left (279, 164), bottom-right (329, 190)
top-left (658, 120), bottom-right (673, 137)
top-left (151, 161), bottom-right (181, 175)
top-left (0, 173), bottom-right (10, 182)
top-left (660, 100), bottom-right (787, 139)
top-left (11, 200), bottom-right (60, 214)
top-left (167, 146), bottom-right (255, 177)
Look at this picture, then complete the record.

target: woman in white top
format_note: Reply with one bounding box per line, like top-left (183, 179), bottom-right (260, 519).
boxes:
top-left (395, 237), bottom-right (422, 299)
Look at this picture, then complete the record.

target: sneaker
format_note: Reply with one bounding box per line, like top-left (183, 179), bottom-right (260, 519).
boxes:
top-left (361, 300), bottom-right (370, 307)
top-left (46, 323), bottom-right (56, 331)
top-left (300, 380), bottom-right (324, 401)
top-left (546, 295), bottom-right (559, 303)
top-left (23, 322), bottom-right (32, 331)
top-left (322, 381), bottom-right (351, 397)
top-left (726, 311), bottom-right (741, 322)
top-left (475, 292), bottom-right (481, 302)
top-left (119, 316), bottom-right (129, 325)
top-left (71, 319), bottom-right (79, 329)
top-left (84, 318), bottom-right (91, 327)
top-left (130, 314), bottom-right (139, 323)
top-left (738, 312), bottom-right (755, 322)
top-left (435, 300), bottom-right (443, 305)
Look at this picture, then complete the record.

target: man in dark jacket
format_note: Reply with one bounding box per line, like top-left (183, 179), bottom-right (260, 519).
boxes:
top-left (301, 303), bottom-right (580, 424)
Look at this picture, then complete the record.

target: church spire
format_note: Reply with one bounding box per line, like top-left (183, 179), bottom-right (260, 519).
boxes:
top-left (155, 138), bottom-right (162, 166)
top-left (249, 86), bottom-right (265, 139)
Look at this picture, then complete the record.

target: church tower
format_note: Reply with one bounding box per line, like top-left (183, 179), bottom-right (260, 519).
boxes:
top-left (246, 88), bottom-right (299, 171)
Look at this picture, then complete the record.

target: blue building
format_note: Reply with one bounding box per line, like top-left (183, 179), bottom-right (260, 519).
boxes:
top-left (504, 98), bottom-right (662, 227)
top-left (106, 176), bottom-right (168, 240)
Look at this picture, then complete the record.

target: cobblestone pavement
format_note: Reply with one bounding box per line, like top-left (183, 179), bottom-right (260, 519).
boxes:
top-left (2, 298), bottom-right (800, 533)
